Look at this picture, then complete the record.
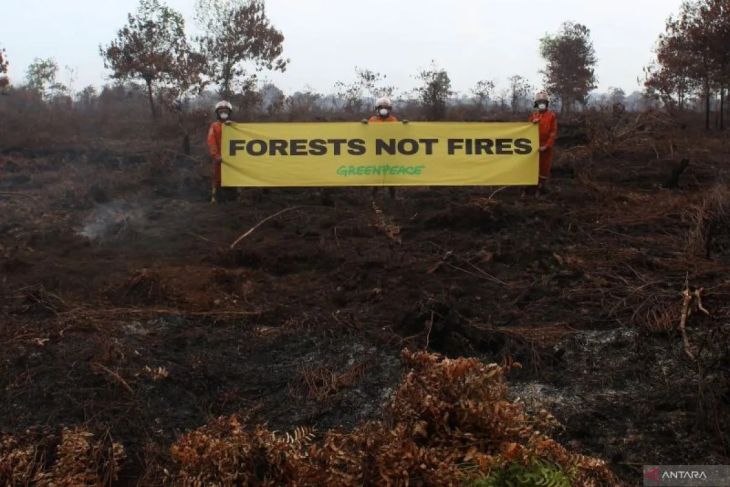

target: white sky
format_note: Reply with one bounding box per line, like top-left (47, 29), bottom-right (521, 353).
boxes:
top-left (1, 0), bottom-right (684, 96)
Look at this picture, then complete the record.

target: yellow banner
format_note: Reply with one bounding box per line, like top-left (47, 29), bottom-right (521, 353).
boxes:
top-left (221, 122), bottom-right (539, 187)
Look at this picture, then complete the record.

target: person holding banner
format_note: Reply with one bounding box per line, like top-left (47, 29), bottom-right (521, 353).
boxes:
top-left (207, 101), bottom-right (234, 204)
top-left (362, 96), bottom-right (401, 199)
top-left (528, 91), bottom-right (558, 193)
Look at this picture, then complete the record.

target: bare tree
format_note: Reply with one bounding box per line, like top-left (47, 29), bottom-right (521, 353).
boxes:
top-left (195, 0), bottom-right (288, 99)
top-left (0, 47), bottom-right (9, 89)
top-left (25, 58), bottom-right (67, 100)
top-left (286, 89), bottom-right (322, 120)
top-left (508, 75), bottom-right (532, 114)
top-left (540, 22), bottom-right (598, 114)
top-left (647, 0), bottom-right (730, 129)
top-left (471, 79), bottom-right (495, 110)
top-left (76, 86), bottom-right (98, 109)
top-left (334, 67), bottom-right (393, 115)
top-left (260, 83), bottom-right (285, 117)
top-left (607, 87), bottom-right (626, 106)
top-left (100, 0), bottom-right (192, 119)
top-left (416, 62), bottom-right (453, 120)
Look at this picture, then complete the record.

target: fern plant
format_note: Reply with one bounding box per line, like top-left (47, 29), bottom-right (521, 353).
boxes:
top-left (470, 460), bottom-right (571, 487)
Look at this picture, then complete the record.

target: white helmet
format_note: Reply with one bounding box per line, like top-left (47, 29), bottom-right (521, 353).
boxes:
top-left (215, 100), bottom-right (233, 112)
top-left (534, 91), bottom-right (550, 103)
top-left (375, 96), bottom-right (392, 109)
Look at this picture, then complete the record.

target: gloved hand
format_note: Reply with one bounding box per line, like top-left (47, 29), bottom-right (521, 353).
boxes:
top-left (361, 119), bottom-right (369, 124)
top-left (539, 146), bottom-right (548, 152)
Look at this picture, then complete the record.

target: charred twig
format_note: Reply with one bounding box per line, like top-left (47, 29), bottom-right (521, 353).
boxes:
top-left (91, 362), bottom-right (135, 396)
top-left (426, 251), bottom-right (453, 274)
top-left (0, 191), bottom-right (36, 199)
top-left (425, 310), bottom-right (434, 350)
top-left (445, 262), bottom-right (507, 287)
top-left (187, 232), bottom-right (223, 246)
top-left (694, 288), bottom-right (709, 315)
top-left (229, 205), bottom-right (347, 249)
top-left (60, 307), bottom-right (265, 319)
top-left (230, 206), bottom-right (306, 248)
top-left (679, 288), bottom-right (695, 360)
top-left (488, 186), bottom-right (508, 200)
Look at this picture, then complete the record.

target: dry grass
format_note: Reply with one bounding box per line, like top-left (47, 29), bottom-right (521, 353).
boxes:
top-left (297, 361), bottom-right (370, 402)
top-left (685, 184), bottom-right (730, 258)
top-left (166, 350), bottom-right (618, 486)
top-left (1, 428), bottom-right (125, 487)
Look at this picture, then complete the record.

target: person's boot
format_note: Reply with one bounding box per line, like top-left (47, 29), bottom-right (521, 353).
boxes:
top-left (537, 181), bottom-right (550, 197)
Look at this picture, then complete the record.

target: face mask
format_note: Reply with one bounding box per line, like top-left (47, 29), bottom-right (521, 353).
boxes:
top-left (379, 108), bottom-right (390, 117)
top-left (537, 103), bottom-right (547, 111)
top-left (219, 112), bottom-right (230, 120)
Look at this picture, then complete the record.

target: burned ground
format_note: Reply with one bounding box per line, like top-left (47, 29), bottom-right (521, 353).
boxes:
top-left (1, 135), bottom-right (729, 485)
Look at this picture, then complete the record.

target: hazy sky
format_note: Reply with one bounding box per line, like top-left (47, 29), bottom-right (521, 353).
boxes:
top-left (2, 0), bottom-right (684, 96)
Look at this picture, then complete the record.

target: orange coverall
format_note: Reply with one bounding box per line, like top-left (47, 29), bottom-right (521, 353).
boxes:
top-left (368, 114), bottom-right (399, 123)
top-left (207, 121), bottom-right (224, 188)
top-left (528, 110), bottom-right (558, 179)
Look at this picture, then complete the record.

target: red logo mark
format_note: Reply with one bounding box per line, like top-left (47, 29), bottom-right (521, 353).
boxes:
top-left (645, 466), bottom-right (661, 482)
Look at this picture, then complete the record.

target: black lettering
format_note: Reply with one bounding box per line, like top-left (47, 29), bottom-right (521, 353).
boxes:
top-left (398, 139), bottom-right (419, 155)
top-left (514, 138), bottom-right (532, 155)
top-left (495, 139), bottom-right (513, 155)
top-left (448, 139), bottom-right (464, 155)
top-left (348, 139), bottom-right (366, 156)
top-left (309, 139), bottom-right (327, 156)
top-left (247, 140), bottom-right (267, 156)
top-left (328, 139), bottom-right (347, 156)
top-left (465, 139), bottom-right (473, 155)
top-left (289, 139), bottom-right (307, 156)
top-left (230, 140), bottom-right (247, 157)
top-left (376, 139), bottom-right (397, 155)
top-left (475, 139), bottom-right (494, 155)
top-left (419, 138), bottom-right (438, 155)
top-left (269, 139), bottom-right (288, 156)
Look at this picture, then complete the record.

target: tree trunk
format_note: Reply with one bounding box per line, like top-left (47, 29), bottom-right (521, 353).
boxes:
top-left (720, 86), bottom-right (725, 131)
top-left (146, 80), bottom-right (157, 120)
top-left (704, 80), bottom-right (710, 131)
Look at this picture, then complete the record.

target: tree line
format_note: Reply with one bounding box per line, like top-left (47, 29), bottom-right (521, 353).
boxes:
top-left (1, 0), bottom-right (728, 128)
top-left (644, 0), bottom-right (730, 129)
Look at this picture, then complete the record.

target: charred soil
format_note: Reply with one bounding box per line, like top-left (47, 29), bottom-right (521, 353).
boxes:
top-left (1, 136), bottom-right (729, 485)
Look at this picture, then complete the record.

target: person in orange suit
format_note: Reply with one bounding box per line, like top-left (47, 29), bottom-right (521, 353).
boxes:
top-left (362, 96), bottom-right (404, 199)
top-left (529, 91), bottom-right (558, 192)
top-left (207, 101), bottom-right (233, 204)
top-left (367, 96), bottom-right (399, 123)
